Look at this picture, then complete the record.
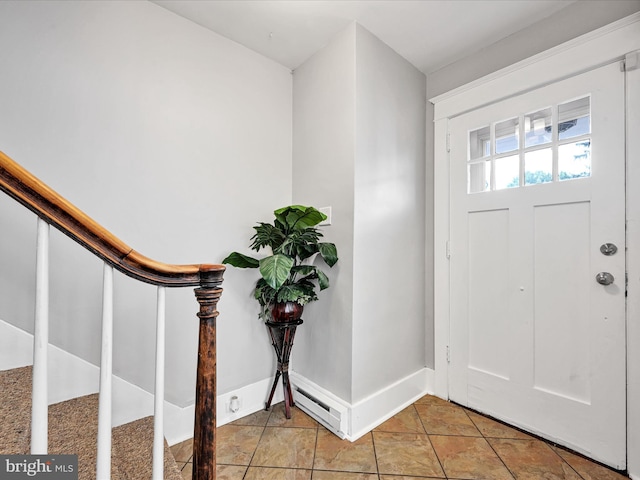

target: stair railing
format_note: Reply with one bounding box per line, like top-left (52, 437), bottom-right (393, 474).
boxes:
top-left (0, 151), bottom-right (224, 480)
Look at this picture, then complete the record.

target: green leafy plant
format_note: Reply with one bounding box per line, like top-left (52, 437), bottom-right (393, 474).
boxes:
top-left (222, 205), bottom-right (338, 320)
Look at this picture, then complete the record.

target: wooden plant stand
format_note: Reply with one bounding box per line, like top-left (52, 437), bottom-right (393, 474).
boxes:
top-left (264, 318), bottom-right (303, 419)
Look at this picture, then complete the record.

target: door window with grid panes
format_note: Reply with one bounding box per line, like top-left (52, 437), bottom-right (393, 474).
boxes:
top-left (467, 97), bottom-right (591, 193)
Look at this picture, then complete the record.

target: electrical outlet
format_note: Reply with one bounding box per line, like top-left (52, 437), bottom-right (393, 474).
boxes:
top-left (228, 395), bottom-right (241, 413)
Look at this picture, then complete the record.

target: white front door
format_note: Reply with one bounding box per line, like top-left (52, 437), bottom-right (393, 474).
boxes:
top-left (448, 62), bottom-right (626, 468)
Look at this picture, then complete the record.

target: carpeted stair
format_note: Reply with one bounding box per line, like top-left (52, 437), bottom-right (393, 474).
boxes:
top-left (0, 366), bottom-right (33, 454)
top-left (0, 367), bottom-right (182, 480)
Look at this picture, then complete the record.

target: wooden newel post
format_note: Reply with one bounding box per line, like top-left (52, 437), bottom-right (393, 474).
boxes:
top-left (193, 266), bottom-right (224, 480)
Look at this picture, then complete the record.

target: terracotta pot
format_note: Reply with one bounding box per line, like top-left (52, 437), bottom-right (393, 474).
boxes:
top-left (270, 301), bottom-right (304, 322)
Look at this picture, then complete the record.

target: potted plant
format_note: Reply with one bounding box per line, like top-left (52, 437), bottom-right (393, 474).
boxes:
top-left (222, 205), bottom-right (338, 322)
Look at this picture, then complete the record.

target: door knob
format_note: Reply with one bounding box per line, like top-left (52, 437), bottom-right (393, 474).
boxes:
top-left (595, 272), bottom-right (614, 285)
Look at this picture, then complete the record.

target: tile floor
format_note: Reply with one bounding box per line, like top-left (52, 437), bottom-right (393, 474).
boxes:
top-left (170, 395), bottom-right (629, 480)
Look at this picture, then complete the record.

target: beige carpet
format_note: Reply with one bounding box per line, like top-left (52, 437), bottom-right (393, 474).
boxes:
top-left (0, 366), bottom-right (32, 454)
top-left (0, 367), bottom-right (182, 480)
top-left (113, 416), bottom-right (182, 480)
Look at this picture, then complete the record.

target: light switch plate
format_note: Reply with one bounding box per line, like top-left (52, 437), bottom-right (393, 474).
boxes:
top-left (319, 206), bottom-right (332, 226)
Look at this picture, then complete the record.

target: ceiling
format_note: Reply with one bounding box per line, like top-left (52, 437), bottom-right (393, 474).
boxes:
top-left (153, 0), bottom-right (576, 75)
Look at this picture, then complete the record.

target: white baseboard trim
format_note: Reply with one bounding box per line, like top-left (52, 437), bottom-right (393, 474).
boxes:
top-left (111, 374), bottom-right (285, 445)
top-left (0, 319), bottom-right (100, 404)
top-left (0, 319), bottom-right (37, 369)
top-left (427, 367), bottom-right (436, 394)
top-left (1, 319), bottom-right (439, 447)
top-left (217, 376), bottom-right (284, 428)
top-left (0, 319), bottom-right (277, 445)
top-left (349, 367), bottom-right (433, 440)
top-left (289, 367), bottom-right (435, 441)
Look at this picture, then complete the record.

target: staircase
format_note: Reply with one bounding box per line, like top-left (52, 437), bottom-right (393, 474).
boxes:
top-left (0, 151), bottom-right (225, 479)
top-left (0, 366), bottom-right (183, 479)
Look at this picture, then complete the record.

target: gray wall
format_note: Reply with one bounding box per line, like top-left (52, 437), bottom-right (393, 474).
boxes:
top-left (291, 25), bottom-right (357, 402)
top-left (428, 0), bottom-right (640, 98)
top-left (352, 25), bottom-right (426, 402)
top-left (2, 0), bottom-right (633, 417)
top-left (292, 23), bottom-right (426, 404)
top-left (0, 0), bottom-right (293, 406)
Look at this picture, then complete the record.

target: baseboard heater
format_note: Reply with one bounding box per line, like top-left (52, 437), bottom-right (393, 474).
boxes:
top-left (294, 387), bottom-right (347, 439)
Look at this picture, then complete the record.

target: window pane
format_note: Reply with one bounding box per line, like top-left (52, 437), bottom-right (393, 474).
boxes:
top-left (559, 140), bottom-right (591, 181)
top-left (559, 97), bottom-right (590, 140)
top-left (525, 107), bottom-right (552, 148)
top-left (495, 118), bottom-right (519, 154)
top-left (469, 126), bottom-right (490, 161)
top-left (524, 149), bottom-right (552, 185)
top-left (495, 155), bottom-right (519, 190)
top-left (468, 161), bottom-right (491, 193)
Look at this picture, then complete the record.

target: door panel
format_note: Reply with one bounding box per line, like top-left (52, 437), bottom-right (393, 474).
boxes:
top-left (449, 63), bottom-right (626, 468)
top-left (467, 209), bottom-right (510, 380)
top-left (533, 202), bottom-right (591, 403)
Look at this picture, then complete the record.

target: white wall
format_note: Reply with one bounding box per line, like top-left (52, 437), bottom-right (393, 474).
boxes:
top-left (292, 25), bottom-right (356, 402)
top-left (352, 25), bottom-right (426, 402)
top-left (292, 23), bottom-right (426, 406)
top-left (0, 0), bottom-right (292, 406)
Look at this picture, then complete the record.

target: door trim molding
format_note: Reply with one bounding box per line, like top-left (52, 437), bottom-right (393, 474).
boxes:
top-left (625, 49), bottom-right (640, 479)
top-left (431, 13), bottom-right (640, 476)
top-left (431, 12), bottom-right (640, 120)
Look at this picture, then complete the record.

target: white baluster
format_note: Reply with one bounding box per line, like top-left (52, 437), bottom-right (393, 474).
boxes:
top-left (96, 264), bottom-right (113, 480)
top-left (153, 286), bottom-right (166, 480)
top-left (31, 218), bottom-right (49, 454)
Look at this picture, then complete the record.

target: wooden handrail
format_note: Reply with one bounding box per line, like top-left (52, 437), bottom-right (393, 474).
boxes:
top-left (1, 150), bottom-right (223, 479)
top-left (0, 151), bottom-right (224, 287)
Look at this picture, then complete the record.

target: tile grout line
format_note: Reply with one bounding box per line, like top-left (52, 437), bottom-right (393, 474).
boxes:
top-left (463, 408), bottom-right (517, 480)
top-left (554, 444), bottom-right (631, 479)
top-left (310, 414), bottom-right (319, 478)
top-left (415, 404), bottom-right (448, 479)
top-left (369, 430), bottom-right (381, 480)
top-left (543, 442), bottom-right (588, 480)
top-left (462, 405), bottom-right (591, 480)
top-left (179, 397), bottom-right (629, 480)
top-left (241, 406), bottom-right (273, 479)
